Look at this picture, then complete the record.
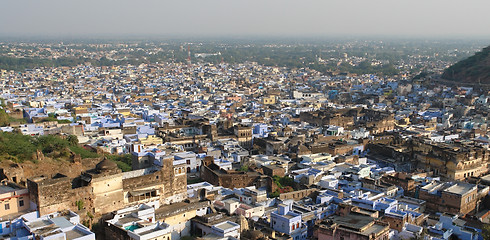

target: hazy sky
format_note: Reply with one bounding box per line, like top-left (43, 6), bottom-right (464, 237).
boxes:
top-left (1, 0), bottom-right (489, 38)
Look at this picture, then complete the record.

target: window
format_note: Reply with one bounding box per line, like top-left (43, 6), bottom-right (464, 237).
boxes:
top-left (19, 200), bottom-right (24, 207)
top-left (5, 204), bottom-right (10, 210)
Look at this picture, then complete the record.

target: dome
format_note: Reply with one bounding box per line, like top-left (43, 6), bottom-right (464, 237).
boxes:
top-left (96, 157), bottom-right (118, 172)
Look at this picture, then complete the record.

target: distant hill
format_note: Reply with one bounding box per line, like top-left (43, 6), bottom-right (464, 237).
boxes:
top-left (442, 46), bottom-right (490, 85)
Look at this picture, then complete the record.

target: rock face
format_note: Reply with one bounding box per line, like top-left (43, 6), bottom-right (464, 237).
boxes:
top-left (442, 46), bottom-right (490, 85)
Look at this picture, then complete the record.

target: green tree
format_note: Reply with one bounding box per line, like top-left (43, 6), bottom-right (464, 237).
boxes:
top-left (269, 190), bottom-right (280, 198)
top-left (239, 165), bottom-right (249, 172)
top-left (67, 135), bottom-right (79, 146)
top-left (107, 154), bottom-right (133, 172)
top-left (273, 175), bottom-right (295, 189)
top-left (0, 109), bottom-right (8, 127)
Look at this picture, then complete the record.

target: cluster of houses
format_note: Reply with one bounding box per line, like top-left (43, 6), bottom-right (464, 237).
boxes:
top-left (1, 55), bottom-right (490, 240)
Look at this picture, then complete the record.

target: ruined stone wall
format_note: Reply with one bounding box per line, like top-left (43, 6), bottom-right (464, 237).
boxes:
top-left (327, 144), bottom-right (354, 155)
top-left (262, 166), bottom-right (285, 178)
top-left (310, 144), bottom-right (330, 154)
top-left (201, 165), bottom-right (221, 186)
top-left (28, 177), bottom-right (82, 216)
top-left (25, 156), bottom-right (189, 217)
top-left (123, 170), bottom-right (162, 191)
top-left (218, 173), bottom-right (258, 189)
top-left (279, 189), bottom-right (317, 201)
top-left (0, 165), bottom-right (25, 185)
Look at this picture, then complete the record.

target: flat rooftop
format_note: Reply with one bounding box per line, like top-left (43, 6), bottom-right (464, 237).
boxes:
top-left (65, 228), bottom-right (89, 239)
top-left (444, 183), bottom-right (475, 195)
top-left (51, 217), bottom-right (74, 229)
top-left (115, 216), bottom-right (141, 226)
top-left (421, 182), bottom-right (445, 193)
top-left (223, 198), bottom-right (239, 204)
top-left (28, 219), bottom-right (53, 229)
top-left (329, 213), bottom-right (373, 231)
top-left (362, 223), bottom-right (388, 236)
top-left (135, 226), bottom-right (168, 237)
top-left (481, 174), bottom-right (490, 183)
top-left (214, 221), bottom-right (238, 231)
top-left (0, 184), bottom-right (22, 194)
top-left (155, 201), bottom-right (209, 219)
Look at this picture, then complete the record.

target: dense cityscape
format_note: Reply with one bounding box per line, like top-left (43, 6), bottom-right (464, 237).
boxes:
top-left (0, 38), bottom-right (488, 240)
top-left (2, 0), bottom-right (490, 238)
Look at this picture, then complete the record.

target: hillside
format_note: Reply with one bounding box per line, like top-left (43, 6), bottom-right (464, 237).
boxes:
top-left (442, 46), bottom-right (490, 84)
top-left (0, 132), bottom-right (132, 171)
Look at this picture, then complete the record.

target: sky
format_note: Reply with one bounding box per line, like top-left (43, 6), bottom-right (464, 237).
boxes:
top-left (1, 0), bottom-right (490, 39)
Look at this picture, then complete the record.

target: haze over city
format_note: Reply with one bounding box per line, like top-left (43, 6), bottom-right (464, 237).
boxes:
top-left (1, 0), bottom-right (490, 38)
top-left (1, 1), bottom-right (490, 240)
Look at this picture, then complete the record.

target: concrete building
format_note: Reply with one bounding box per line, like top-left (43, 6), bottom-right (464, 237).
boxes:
top-left (173, 151), bottom-right (201, 173)
top-left (0, 181), bottom-right (30, 219)
top-left (191, 213), bottom-right (242, 239)
top-left (314, 213), bottom-right (390, 240)
top-left (105, 203), bottom-right (173, 240)
top-left (2, 210), bottom-right (95, 240)
top-left (419, 181), bottom-right (478, 215)
top-left (270, 202), bottom-right (307, 240)
top-left (155, 201), bottom-right (210, 240)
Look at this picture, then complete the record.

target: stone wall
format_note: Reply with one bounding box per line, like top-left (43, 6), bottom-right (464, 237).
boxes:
top-left (279, 189), bottom-right (317, 201)
top-left (201, 164), bottom-right (271, 190)
top-left (26, 157), bottom-right (187, 218)
top-left (27, 176), bottom-right (93, 216)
